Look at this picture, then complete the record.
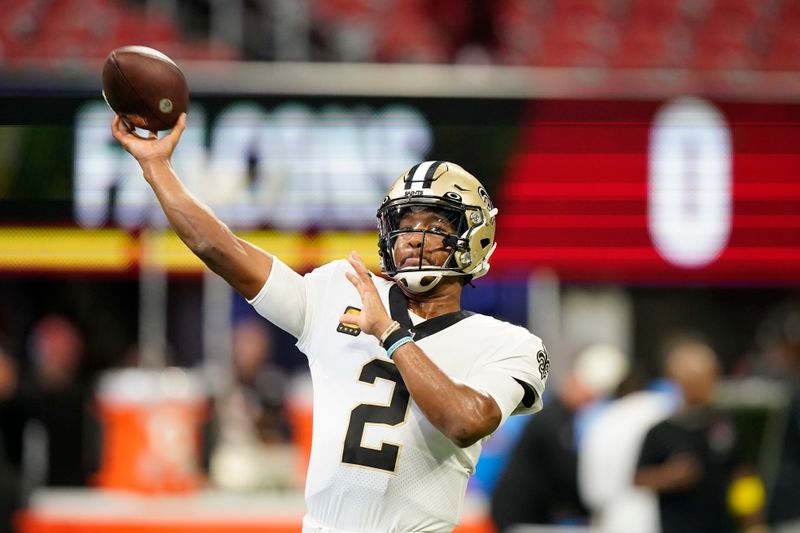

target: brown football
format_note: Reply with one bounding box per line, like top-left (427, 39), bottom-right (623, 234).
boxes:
top-left (102, 45), bottom-right (188, 131)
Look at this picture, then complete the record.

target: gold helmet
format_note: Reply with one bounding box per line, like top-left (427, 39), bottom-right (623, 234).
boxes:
top-left (377, 161), bottom-right (498, 293)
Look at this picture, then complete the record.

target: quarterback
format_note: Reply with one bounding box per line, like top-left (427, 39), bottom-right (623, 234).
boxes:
top-left (112, 114), bottom-right (548, 533)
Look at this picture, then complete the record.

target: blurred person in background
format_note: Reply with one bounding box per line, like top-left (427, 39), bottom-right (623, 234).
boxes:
top-left (228, 319), bottom-right (291, 444)
top-left (750, 299), bottom-right (800, 528)
top-left (210, 318), bottom-right (294, 490)
top-left (634, 336), bottom-right (764, 533)
top-left (112, 115), bottom-right (547, 533)
top-left (0, 341), bottom-right (21, 533)
top-left (578, 356), bottom-right (679, 533)
top-left (4, 314), bottom-right (97, 489)
top-left (491, 343), bottom-right (629, 530)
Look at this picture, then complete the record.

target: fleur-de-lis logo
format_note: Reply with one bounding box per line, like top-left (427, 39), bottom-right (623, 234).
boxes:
top-left (537, 348), bottom-right (550, 380)
top-left (477, 186), bottom-right (494, 211)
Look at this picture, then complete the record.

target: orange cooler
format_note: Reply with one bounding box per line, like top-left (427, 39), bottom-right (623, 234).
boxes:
top-left (93, 368), bottom-right (209, 493)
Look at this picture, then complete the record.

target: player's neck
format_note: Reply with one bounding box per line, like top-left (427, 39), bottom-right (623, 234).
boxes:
top-left (403, 279), bottom-right (462, 320)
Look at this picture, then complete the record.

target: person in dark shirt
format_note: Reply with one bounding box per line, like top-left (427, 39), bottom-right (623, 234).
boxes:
top-left (491, 395), bottom-right (586, 529)
top-left (750, 301), bottom-right (800, 526)
top-left (0, 345), bottom-right (22, 533)
top-left (492, 344), bottom-right (629, 530)
top-left (635, 336), bottom-right (763, 533)
top-left (4, 315), bottom-right (96, 488)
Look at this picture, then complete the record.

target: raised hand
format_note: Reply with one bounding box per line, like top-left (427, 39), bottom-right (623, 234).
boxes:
top-left (339, 251), bottom-right (394, 339)
top-left (111, 112), bottom-right (186, 166)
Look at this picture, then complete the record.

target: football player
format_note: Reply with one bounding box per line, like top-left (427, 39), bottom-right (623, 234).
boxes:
top-left (112, 114), bottom-right (548, 533)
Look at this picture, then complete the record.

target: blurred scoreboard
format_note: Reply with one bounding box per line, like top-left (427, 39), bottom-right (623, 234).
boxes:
top-left (0, 93), bottom-right (798, 284)
top-left (494, 97), bottom-right (800, 284)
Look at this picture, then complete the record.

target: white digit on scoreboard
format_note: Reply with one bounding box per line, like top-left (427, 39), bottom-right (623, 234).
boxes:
top-left (648, 96), bottom-right (732, 268)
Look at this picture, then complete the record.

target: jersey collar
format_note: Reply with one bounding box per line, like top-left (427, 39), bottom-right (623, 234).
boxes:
top-left (388, 284), bottom-right (474, 342)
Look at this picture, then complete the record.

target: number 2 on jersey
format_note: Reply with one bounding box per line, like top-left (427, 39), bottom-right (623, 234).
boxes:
top-left (342, 358), bottom-right (411, 473)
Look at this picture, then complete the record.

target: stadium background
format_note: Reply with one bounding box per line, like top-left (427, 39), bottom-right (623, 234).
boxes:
top-left (1, 0), bottom-right (799, 531)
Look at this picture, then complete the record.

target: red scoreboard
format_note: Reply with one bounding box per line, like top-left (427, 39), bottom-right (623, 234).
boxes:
top-left (494, 98), bottom-right (800, 284)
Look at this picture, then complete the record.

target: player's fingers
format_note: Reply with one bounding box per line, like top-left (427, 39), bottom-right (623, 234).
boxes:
top-left (344, 271), bottom-right (361, 290)
top-left (347, 253), bottom-right (362, 270)
top-left (348, 263), bottom-right (376, 295)
top-left (348, 252), bottom-right (370, 279)
top-left (148, 130), bottom-right (158, 140)
top-left (111, 115), bottom-right (126, 141)
top-left (128, 129), bottom-right (149, 141)
top-left (347, 257), bottom-right (362, 277)
top-left (112, 115), bottom-right (141, 146)
top-left (166, 113), bottom-right (187, 143)
top-left (338, 314), bottom-right (363, 325)
top-left (121, 116), bottom-right (136, 133)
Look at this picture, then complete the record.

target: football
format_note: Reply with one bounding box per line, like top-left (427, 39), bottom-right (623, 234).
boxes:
top-left (102, 45), bottom-right (188, 131)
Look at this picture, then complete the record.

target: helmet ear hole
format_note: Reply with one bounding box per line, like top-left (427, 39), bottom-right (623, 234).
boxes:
top-left (480, 238), bottom-right (491, 249)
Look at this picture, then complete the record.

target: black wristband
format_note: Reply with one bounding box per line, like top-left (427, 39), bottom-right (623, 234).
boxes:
top-left (382, 327), bottom-right (410, 349)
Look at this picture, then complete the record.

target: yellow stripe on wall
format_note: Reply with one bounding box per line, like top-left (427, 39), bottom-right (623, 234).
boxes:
top-left (0, 228), bottom-right (382, 274)
top-left (238, 230), bottom-right (314, 269)
top-left (140, 230), bottom-right (313, 272)
top-left (0, 228), bottom-right (135, 271)
top-left (140, 230), bottom-right (380, 272)
top-left (140, 230), bottom-right (205, 272)
top-left (315, 232), bottom-right (381, 269)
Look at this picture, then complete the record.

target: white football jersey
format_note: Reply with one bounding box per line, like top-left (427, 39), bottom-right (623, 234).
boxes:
top-left (255, 259), bottom-right (547, 533)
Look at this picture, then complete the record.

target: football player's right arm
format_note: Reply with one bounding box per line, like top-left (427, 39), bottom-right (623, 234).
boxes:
top-left (111, 114), bottom-right (271, 299)
top-left (634, 453), bottom-right (701, 492)
top-left (634, 426), bottom-right (701, 492)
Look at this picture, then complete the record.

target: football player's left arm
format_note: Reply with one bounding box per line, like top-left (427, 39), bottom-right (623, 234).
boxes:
top-left (340, 252), bottom-right (524, 448)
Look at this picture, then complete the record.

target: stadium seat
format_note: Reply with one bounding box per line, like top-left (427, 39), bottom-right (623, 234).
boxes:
top-left (611, 24), bottom-right (691, 69)
top-left (3, 0), bottom-right (233, 66)
top-left (374, 2), bottom-right (450, 63)
top-left (532, 12), bottom-right (618, 67)
top-left (764, 19), bottom-right (800, 70)
top-left (491, 0), bottom-right (546, 65)
top-left (4, 0), bottom-right (795, 69)
top-left (691, 16), bottom-right (763, 70)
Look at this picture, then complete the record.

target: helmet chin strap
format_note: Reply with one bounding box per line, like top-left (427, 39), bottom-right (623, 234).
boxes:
top-left (393, 271), bottom-right (444, 293)
top-left (393, 269), bottom-right (466, 293)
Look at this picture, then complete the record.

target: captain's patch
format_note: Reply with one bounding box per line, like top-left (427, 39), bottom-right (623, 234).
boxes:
top-left (337, 306), bottom-right (362, 336)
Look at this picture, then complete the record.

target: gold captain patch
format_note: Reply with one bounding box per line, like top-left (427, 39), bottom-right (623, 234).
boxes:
top-left (337, 306), bottom-right (362, 336)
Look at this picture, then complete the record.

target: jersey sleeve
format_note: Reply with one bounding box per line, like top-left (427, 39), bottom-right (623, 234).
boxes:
top-left (465, 331), bottom-right (548, 424)
top-left (250, 259), bottom-right (349, 358)
top-left (247, 255), bottom-right (307, 339)
top-left (294, 260), bottom-right (349, 357)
